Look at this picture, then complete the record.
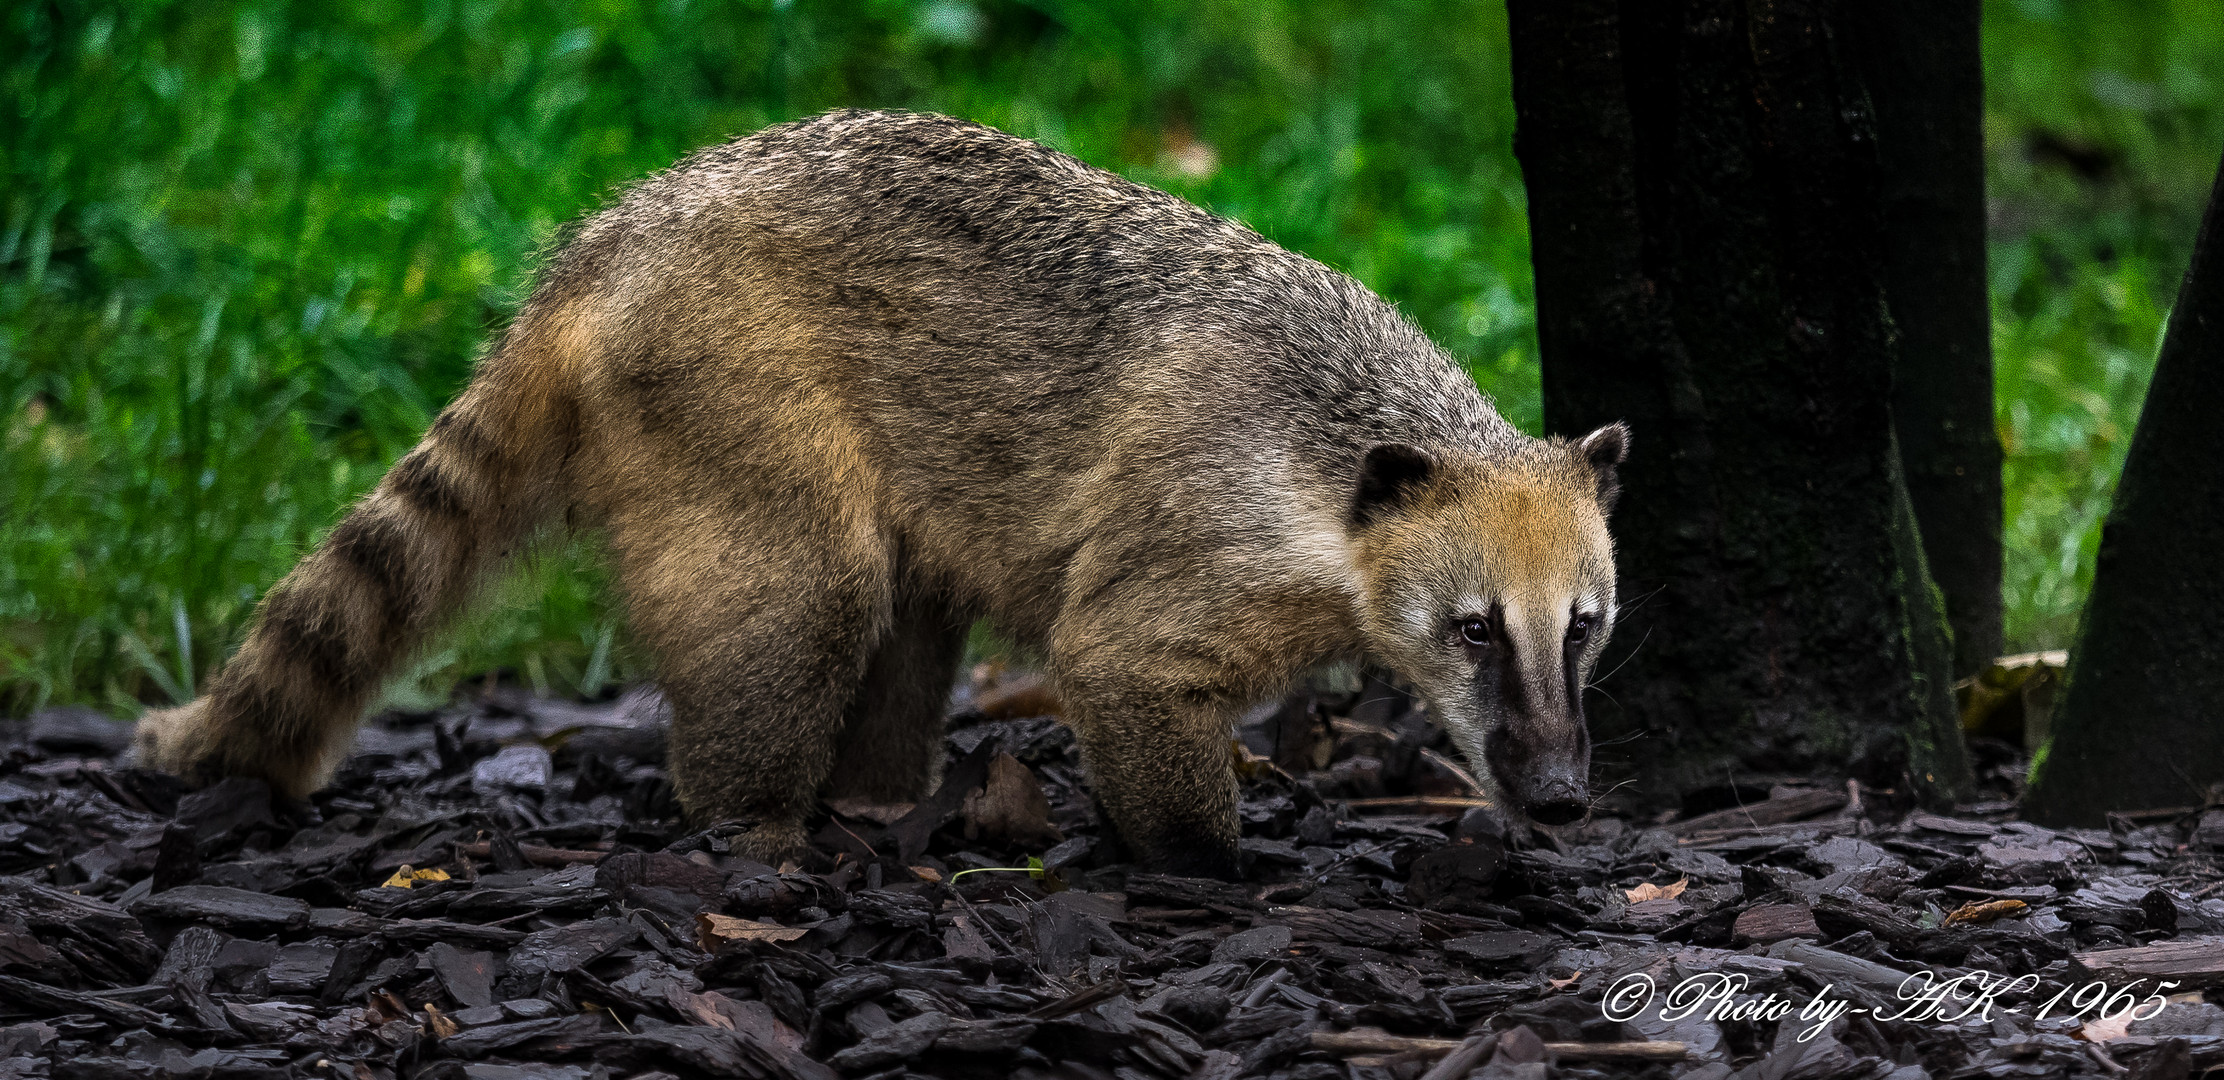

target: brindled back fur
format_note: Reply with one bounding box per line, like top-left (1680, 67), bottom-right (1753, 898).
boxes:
top-left (138, 110), bottom-right (1626, 878)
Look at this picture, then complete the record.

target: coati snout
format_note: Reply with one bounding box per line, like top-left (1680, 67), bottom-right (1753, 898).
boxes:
top-left (1351, 427), bottom-right (1626, 828)
top-left (135, 110), bottom-right (1627, 879)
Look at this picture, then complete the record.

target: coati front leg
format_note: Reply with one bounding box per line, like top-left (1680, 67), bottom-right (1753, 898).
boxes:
top-left (1053, 584), bottom-right (1305, 879)
top-left (1056, 649), bottom-right (1248, 879)
top-left (1053, 565), bottom-right (1351, 878)
top-left (613, 508), bottom-right (892, 864)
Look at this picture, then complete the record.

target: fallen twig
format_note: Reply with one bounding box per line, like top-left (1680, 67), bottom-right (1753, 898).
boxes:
top-left (454, 840), bottom-right (608, 866)
top-left (1416, 1032), bottom-right (1500, 1080)
top-left (1668, 788), bottom-right (1847, 835)
top-left (1311, 1028), bottom-right (1688, 1061)
top-left (1342, 796), bottom-right (1494, 814)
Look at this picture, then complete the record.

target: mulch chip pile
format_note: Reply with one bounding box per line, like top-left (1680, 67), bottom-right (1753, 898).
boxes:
top-left (1, 670), bottom-right (2221, 1079)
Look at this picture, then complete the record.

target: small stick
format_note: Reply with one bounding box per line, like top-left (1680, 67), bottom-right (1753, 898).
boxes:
top-left (1121, 907), bottom-right (1215, 922)
top-left (944, 886), bottom-right (1024, 961)
top-left (1308, 841), bottom-right (1387, 883)
top-left (2106, 806), bottom-right (2202, 826)
top-left (1342, 796), bottom-right (1495, 813)
top-left (1311, 1029), bottom-right (1687, 1062)
top-left (1417, 750), bottom-right (1488, 798)
top-left (1238, 969), bottom-right (1290, 1009)
top-left (2083, 1042), bottom-right (2128, 1075)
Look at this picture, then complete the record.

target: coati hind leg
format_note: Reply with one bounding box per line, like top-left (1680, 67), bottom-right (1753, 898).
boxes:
top-left (826, 585), bottom-right (968, 803)
top-left (609, 505), bottom-right (893, 864)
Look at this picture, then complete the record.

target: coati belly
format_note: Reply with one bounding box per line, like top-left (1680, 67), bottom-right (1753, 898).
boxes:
top-left (135, 110), bottom-right (1626, 879)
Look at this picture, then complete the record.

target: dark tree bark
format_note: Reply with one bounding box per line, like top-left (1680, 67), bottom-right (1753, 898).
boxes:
top-left (1848, 0), bottom-right (2005, 675)
top-left (2023, 153), bottom-right (2224, 824)
top-left (1506, 0), bottom-right (1973, 808)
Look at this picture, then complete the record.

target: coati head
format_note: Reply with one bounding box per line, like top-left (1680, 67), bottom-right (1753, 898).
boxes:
top-left (1349, 424), bottom-right (1628, 826)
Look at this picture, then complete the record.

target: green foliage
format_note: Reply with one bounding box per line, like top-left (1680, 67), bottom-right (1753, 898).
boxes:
top-left (2, 0), bottom-right (2218, 712)
top-left (1, 0), bottom-right (1532, 713)
top-left (1985, 0), bottom-right (2224, 650)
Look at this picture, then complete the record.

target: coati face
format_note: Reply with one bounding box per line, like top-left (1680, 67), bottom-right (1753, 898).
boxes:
top-left (1349, 425), bottom-right (1628, 826)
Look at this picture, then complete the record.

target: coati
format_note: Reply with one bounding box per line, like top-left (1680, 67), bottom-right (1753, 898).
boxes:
top-left (135, 109), bottom-right (1627, 879)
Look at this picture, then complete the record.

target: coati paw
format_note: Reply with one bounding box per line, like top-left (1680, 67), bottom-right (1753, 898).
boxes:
top-left (1150, 843), bottom-right (1243, 882)
top-left (728, 821), bottom-right (811, 866)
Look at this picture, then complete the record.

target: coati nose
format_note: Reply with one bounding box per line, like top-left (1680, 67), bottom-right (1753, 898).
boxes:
top-left (1526, 798), bottom-right (1587, 826)
top-left (1522, 776), bottom-right (1588, 826)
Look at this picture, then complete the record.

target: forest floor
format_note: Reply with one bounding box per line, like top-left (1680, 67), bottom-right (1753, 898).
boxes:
top-left (0, 673), bottom-right (2219, 1080)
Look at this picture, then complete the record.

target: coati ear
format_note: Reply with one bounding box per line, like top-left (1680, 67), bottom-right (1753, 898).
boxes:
top-left (1576, 423), bottom-right (1631, 513)
top-left (1351, 443), bottom-right (1438, 529)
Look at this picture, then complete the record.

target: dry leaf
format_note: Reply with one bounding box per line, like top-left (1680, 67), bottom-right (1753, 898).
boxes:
top-left (423, 1004), bottom-right (459, 1039)
top-left (908, 865), bottom-right (943, 883)
top-left (381, 865), bottom-right (450, 889)
top-left (1230, 739), bottom-right (1275, 781)
top-left (368, 990), bottom-right (410, 1025)
top-left (697, 913), bottom-right (808, 950)
top-left (1625, 877), bottom-right (1688, 903)
top-left (961, 752), bottom-right (1063, 847)
top-left (1944, 898), bottom-right (2027, 925)
top-left (826, 797), bottom-right (915, 827)
top-left (2077, 1010), bottom-right (2136, 1042)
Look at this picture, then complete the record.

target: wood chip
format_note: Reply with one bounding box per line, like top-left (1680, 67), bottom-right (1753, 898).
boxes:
top-left (1944, 898), bottom-right (2028, 925)
top-left (2072, 936), bottom-right (2224, 990)
top-left (696, 913), bottom-right (808, 948)
top-left (1733, 903), bottom-right (1820, 944)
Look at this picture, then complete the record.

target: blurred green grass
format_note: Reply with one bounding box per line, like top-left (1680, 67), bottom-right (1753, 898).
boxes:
top-left (2, 0), bottom-right (2218, 714)
top-left (1985, 0), bottom-right (2224, 650)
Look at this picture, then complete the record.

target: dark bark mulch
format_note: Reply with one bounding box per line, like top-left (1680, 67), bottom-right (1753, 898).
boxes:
top-left (0, 674), bottom-right (2219, 1079)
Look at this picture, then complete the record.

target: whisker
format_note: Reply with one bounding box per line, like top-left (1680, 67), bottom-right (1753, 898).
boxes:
top-left (1588, 626), bottom-right (1652, 689)
top-left (1614, 583), bottom-right (1668, 619)
top-left (1587, 776), bottom-right (1639, 811)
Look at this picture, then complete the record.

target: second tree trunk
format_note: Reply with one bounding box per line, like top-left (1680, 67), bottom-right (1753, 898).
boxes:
top-left (1506, 0), bottom-right (1974, 808)
top-left (1849, 0), bottom-right (2005, 676)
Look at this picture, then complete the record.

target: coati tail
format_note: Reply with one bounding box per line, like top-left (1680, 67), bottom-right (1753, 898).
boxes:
top-left (134, 312), bottom-right (584, 798)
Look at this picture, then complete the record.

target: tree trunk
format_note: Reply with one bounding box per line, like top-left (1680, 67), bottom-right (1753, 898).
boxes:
top-left (1506, 0), bottom-right (1974, 809)
top-left (1848, 0), bottom-right (2005, 675)
top-left (2022, 153), bottom-right (2224, 824)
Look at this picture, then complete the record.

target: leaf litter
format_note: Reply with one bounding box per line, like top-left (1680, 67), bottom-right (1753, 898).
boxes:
top-left (0, 675), bottom-right (2215, 1078)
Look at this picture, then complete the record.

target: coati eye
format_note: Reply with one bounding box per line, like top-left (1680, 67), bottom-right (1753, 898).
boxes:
top-left (1458, 617), bottom-right (1492, 647)
top-left (1567, 614), bottom-right (1593, 645)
